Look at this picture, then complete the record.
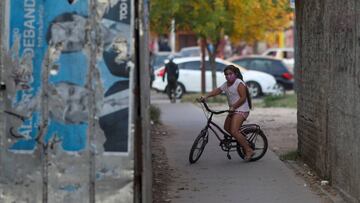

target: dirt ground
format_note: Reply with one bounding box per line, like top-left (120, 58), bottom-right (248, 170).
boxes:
top-left (245, 107), bottom-right (298, 156)
top-left (151, 105), bottom-right (342, 203)
top-left (151, 125), bottom-right (173, 203)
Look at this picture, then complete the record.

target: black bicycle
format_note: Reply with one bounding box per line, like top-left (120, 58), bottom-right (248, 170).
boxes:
top-left (189, 100), bottom-right (268, 164)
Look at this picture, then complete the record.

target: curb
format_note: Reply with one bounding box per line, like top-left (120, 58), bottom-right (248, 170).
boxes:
top-left (284, 160), bottom-right (345, 203)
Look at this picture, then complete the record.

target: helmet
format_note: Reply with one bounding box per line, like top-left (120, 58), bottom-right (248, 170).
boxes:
top-left (168, 55), bottom-right (174, 60)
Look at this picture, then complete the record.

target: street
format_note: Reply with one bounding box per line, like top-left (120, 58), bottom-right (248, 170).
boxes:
top-left (151, 93), bottom-right (330, 203)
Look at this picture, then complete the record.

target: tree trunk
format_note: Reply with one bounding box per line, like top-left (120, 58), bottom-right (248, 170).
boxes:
top-left (206, 43), bottom-right (218, 91)
top-left (200, 38), bottom-right (206, 94)
top-left (209, 54), bottom-right (217, 90)
top-left (253, 40), bottom-right (259, 54)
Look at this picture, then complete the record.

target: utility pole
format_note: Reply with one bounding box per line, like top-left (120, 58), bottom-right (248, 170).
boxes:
top-left (170, 19), bottom-right (176, 53)
top-left (134, 0), bottom-right (151, 202)
top-left (0, 0), bottom-right (4, 147)
top-left (200, 38), bottom-right (206, 94)
top-left (0, 0), bottom-right (3, 86)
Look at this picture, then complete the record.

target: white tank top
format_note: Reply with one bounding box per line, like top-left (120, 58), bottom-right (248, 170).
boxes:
top-left (220, 78), bottom-right (250, 112)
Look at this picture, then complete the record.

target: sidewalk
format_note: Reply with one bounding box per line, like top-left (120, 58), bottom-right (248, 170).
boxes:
top-left (153, 100), bottom-right (330, 203)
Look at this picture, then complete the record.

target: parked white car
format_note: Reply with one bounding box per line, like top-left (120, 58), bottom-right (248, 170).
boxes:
top-left (178, 46), bottom-right (204, 57)
top-left (262, 48), bottom-right (294, 73)
top-left (152, 57), bottom-right (280, 98)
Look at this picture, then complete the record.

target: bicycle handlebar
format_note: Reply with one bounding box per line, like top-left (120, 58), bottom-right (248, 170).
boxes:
top-left (197, 99), bottom-right (231, 115)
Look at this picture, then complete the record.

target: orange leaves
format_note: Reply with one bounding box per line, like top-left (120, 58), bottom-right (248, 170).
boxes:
top-left (229, 0), bottom-right (292, 44)
top-left (150, 0), bottom-right (292, 45)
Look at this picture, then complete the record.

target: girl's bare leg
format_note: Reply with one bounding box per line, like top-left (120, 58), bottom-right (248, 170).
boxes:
top-left (224, 114), bottom-right (232, 134)
top-left (230, 114), bottom-right (254, 160)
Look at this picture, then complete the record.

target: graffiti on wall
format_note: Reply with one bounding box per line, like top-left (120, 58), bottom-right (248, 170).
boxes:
top-left (5, 0), bottom-right (133, 153)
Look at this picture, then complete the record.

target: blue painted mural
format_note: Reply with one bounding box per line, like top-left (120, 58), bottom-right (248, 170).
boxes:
top-left (6, 0), bottom-right (133, 152)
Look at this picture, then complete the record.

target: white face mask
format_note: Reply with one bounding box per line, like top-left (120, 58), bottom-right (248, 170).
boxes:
top-left (225, 73), bottom-right (236, 83)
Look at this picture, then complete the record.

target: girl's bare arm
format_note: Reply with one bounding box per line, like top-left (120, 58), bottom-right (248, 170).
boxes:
top-left (201, 87), bottom-right (222, 100)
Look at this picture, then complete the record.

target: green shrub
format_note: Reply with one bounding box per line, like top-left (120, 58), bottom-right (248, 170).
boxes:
top-left (150, 105), bottom-right (161, 124)
top-left (260, 94), bottom-right (297, 108)
top-left (280, 150), bottom-right (299, 161)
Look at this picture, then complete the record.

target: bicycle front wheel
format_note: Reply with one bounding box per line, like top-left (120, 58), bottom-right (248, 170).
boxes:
top-left (189, 129), bottom-right (209, 164)
top-left (237, 128), bottom-right (268, 161)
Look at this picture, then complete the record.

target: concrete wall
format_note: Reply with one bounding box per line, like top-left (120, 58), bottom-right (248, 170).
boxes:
top-left (0, 0), bottom-right (150, 202)
top-left (296, 1), bottom-right (360, 202)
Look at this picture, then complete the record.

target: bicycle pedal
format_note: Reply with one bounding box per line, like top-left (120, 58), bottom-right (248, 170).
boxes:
top-left (227, 154), bottom-right (231, 160)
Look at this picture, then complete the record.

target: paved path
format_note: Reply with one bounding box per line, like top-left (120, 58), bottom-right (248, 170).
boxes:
top-left (152, 97), bottom-right (327, 203)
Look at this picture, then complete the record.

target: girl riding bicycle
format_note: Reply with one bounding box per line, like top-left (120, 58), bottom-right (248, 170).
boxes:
top-left (200, 65), bottom-right (254, 161)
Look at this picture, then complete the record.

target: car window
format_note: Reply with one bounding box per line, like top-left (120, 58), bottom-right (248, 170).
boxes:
top-left (216, 62), bottom-right (226, 71)
top-left (155, 55), bottom-right (168, 65)
top-left (178, 62), bottom-right (185, 70)
top-left (284, 51), bottom-right (294, 59)
top-left (266, 51), bottom-right (277, 57)
top-left (203, 61), bottom-right (211, 70)
top-left (180, 48), bottom-right (201, 57)
top-left (247, 59), bottom-right (271, 72)
top-left (270, 60), bottom-right (288, 74)
top-left (233, 59), bottom-right (249, 68)
top-left (203, 61), bottom-right (225, 71)
top-left (152, 54), bottom-right (169, 69)
top-left (181, 61), bottom-right (201, 70)
top-left (247, 59), bottom-right (289, 75)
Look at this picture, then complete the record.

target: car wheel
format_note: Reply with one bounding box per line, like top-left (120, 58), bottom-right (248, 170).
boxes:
top-left (274, 83), bottom-right (285, 96)
top-left (246, 81), bottom-right (262, 98)
top-left (175, 83), bottom-right (185, 99)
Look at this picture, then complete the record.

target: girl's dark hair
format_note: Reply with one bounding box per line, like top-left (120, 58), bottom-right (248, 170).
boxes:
top-left (224, 65), bottom-right (243, 80)
top-left (224, 65), bottom-right (252, 109)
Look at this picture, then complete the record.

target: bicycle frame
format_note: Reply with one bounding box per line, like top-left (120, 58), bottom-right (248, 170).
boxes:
top-left (189, 100), bottom-right (268, 163)
top-left (200, 101), bottom-right (262, 152)
top-left (200, 101), bottom-right (240, 152)
top-left (205, 112), bottom-right (230, 140)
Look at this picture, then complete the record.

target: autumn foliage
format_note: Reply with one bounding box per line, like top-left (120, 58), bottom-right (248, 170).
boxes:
top-left (150, 0), bottom-right (292, 45)
top-left (149, 0), bottom-right (292, 90)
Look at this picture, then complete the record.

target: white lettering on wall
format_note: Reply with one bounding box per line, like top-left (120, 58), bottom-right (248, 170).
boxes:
top-left (119, 0), bottom-right (128, 21)
top-left (23, 0), bottom-right (36, 59)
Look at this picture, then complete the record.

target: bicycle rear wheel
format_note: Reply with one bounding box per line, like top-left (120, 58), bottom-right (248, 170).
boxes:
top-left (237, 128), bottom-right (268, 161)
top-left (189, 129), bottom-right (209, 164)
